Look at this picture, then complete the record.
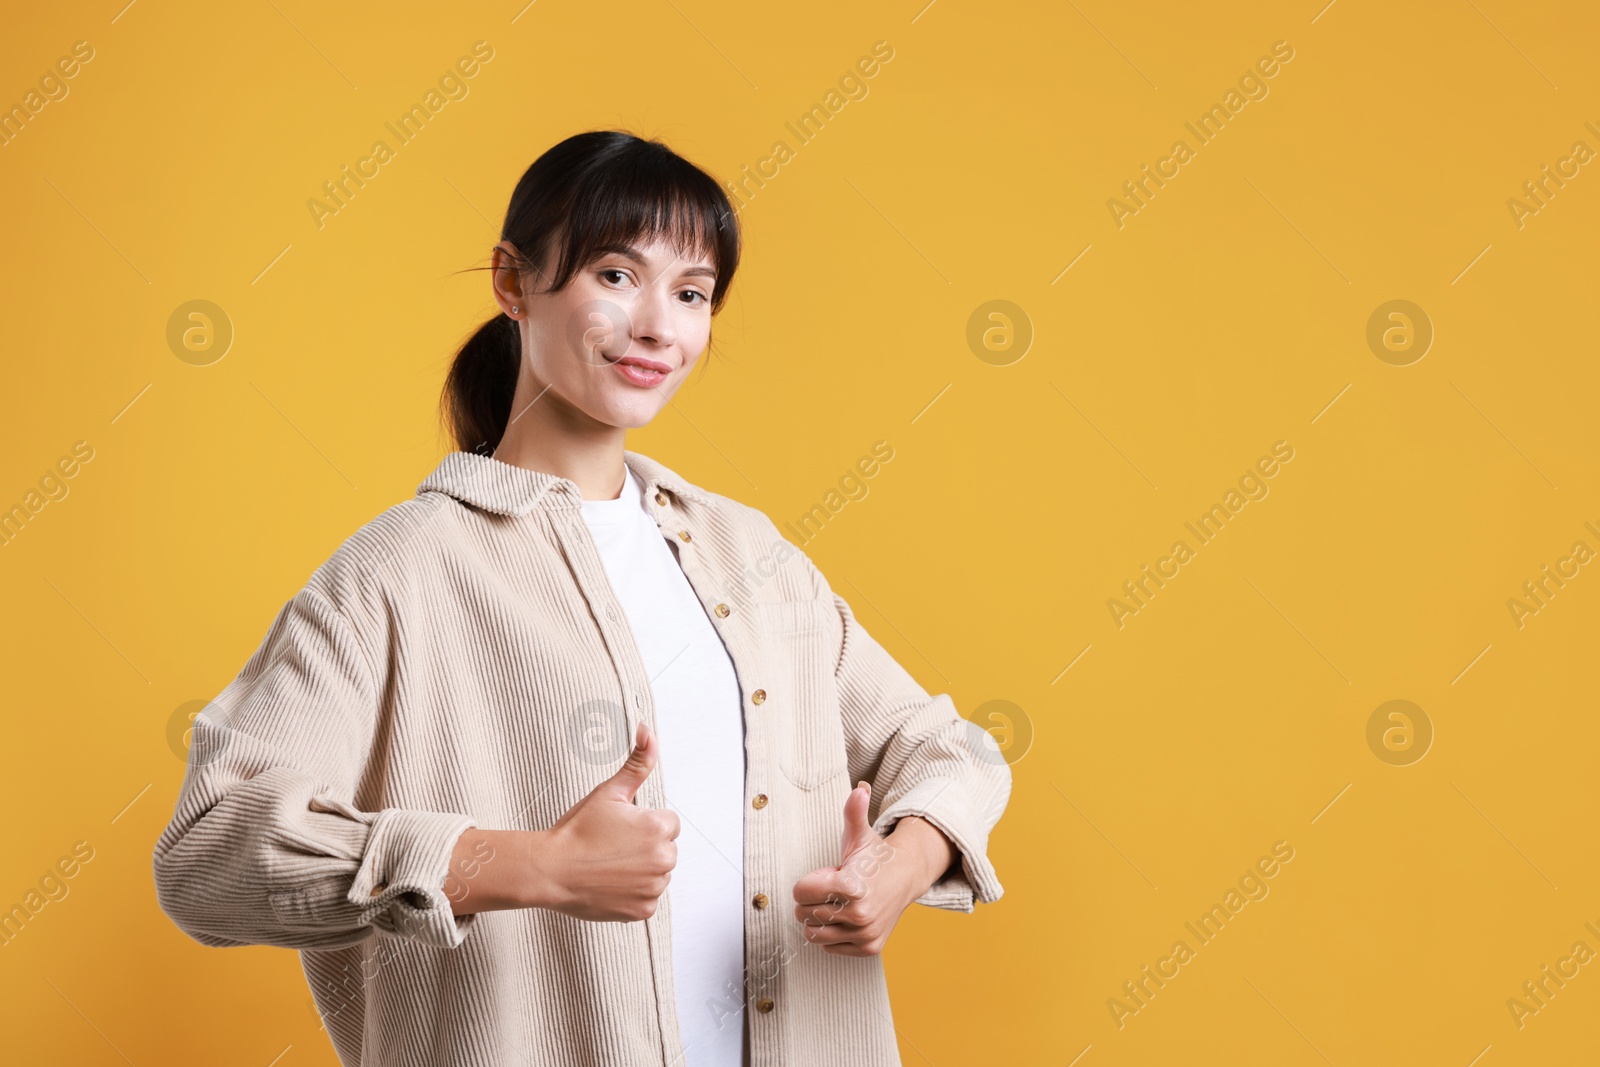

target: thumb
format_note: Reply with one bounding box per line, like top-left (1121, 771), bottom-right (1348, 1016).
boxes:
top-left (598, 721), bottom-right (657, 801)
top-left (840, 781), bottom-right (877, 863)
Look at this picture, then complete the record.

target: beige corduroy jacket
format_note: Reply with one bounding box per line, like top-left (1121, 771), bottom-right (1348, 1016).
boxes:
top-left (152, 449), bottom-right (1009, 1067)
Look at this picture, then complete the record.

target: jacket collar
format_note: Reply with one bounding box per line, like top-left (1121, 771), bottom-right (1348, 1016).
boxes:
top-left (417, 449), bottom-right (712, 517)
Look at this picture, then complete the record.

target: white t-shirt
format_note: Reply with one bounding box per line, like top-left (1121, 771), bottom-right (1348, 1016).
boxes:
top-left (579, 463), bottom-right (748, 1067)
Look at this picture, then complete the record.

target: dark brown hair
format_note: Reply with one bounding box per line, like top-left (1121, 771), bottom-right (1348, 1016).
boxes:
top-left (441, 130), bottom-right (742, 454)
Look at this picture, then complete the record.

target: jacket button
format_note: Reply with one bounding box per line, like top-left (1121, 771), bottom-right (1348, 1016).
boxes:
top-left (752, 793), bottom-right (768, 809)
top-left (751, 689), bottom-right (766, 704)
top-left (655, 491), bottom-right (668, 506)
top-left (678, 530), bottom-right (692, 542)
top-left (756, 997), bottom-right (774, 1014)
top-left (714, 603), bottom-right (730, 617)
top-left (752, 893), bottom-right (769, 910)
top-left (370, 883), bottom-right (386, 896)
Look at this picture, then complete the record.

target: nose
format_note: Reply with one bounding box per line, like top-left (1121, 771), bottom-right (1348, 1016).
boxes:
top-left (626, 277), bottom-right (677, 352)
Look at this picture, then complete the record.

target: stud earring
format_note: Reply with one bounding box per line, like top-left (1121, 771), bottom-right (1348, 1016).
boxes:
top-left (511, 306), bottom-right (518, 315)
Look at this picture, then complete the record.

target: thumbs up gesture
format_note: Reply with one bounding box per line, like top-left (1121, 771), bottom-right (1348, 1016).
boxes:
top-left (791, 782), bottom-right (958, 957)
top-left (534, 722), bottom-right (681, 922)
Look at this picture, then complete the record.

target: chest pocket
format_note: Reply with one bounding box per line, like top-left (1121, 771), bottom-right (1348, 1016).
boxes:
top-left (756, 599), bottom-right (848, 789)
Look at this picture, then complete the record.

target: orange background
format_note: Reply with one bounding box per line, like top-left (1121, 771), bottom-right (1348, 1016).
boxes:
top-left (1, 1), bottom-right (1597, 1064)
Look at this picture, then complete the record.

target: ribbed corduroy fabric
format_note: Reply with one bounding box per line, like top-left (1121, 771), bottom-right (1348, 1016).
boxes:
top-left (152, 449), bottom-right (1010, 1067)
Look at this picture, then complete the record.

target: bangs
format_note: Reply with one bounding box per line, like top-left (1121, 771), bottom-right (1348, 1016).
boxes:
top-left (520, 140), bottom-right (739, 311)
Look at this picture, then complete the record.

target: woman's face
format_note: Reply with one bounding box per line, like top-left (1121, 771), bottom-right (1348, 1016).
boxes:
top-left (494, 235), bottom-right (717, 430)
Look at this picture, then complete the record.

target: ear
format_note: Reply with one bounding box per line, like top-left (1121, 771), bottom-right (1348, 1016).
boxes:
top-left (492, 241), bottom-right (526, 315)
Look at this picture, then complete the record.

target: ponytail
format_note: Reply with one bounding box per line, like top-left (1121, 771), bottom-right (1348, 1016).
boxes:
top-left (442, 311), bottom-right (520, 454)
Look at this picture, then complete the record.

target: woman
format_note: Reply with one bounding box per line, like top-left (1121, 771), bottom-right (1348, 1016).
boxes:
top-left (153, 129), bottom-right (1009, 1067)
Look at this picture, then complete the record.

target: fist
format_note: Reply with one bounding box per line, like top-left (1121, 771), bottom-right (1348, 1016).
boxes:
top-left (792, 781), bottom-right (898, 956)
top-left (540, 722), bottom-right (680, 922)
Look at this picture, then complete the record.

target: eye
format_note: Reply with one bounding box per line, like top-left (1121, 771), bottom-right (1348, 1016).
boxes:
top-left (599, 268), bottom-right (633, 287)
top-left (679, 289), bottom-right (708, 306)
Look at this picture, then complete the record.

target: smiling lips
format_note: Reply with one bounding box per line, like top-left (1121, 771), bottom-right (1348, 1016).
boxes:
top-left (604, 353), bottom-right (672, 387)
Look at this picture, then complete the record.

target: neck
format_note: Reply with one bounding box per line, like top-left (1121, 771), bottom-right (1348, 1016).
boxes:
top-left (491, 383), bottom-right (628, 501)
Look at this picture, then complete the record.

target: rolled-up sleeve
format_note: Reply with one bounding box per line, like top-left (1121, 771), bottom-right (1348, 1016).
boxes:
top-left (802, 558), bottom-right (1011, 913)
top-left (152, 586), bottom-right (478, 950)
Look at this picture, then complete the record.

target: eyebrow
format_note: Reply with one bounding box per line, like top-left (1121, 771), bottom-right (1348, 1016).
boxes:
top-left (598, 244), bottom-right (717, 281)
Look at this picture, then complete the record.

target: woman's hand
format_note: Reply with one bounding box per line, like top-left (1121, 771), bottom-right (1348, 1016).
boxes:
top-left (534, 722), bottom-right (681, 921)
top-left (447, 723), bottom-right (680, 922)
top-left (791, 782), bottom-right (957, 956)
